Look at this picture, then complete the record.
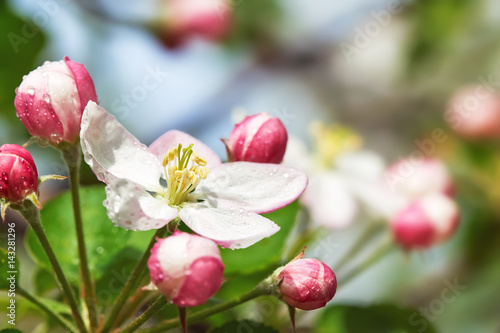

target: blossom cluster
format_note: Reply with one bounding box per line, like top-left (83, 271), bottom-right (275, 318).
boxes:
top-left (1, 54), bottom-right (464, 332)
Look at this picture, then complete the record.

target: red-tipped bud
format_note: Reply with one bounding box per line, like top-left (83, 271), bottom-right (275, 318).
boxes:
top-left (445, 85), bottom-right (500, 139)
top-left (391, 193), bottom-right (459, 249)
top-left (223, 113), bottom-right (288, 163)
top-left (276, 258), bottom-right (337, 310)
top-left (147, 231), bottom-right (224, 307)
top-left (385, 158), bottom-right (453, 199)
top-left (160, 0), bottom-right (232, 47)
top-left (14, 57), bottom-right (98, 145)
top-left (0, 144), bottom-right (38, 203)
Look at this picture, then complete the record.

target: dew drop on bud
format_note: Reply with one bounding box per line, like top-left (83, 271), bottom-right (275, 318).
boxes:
top-left (27, 86), bottom-right (35, 96)
top-left (43, 93), bottom-right (51, 103)
top-left (50, 133), bottom-right (62, 143)
top-left (38, 137), bottom-right (50, 147)
top-left (14, 87), bottom-right (19, 94)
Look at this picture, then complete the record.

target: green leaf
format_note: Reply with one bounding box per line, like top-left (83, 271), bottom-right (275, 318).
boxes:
top-left (33, 267), bottom-right (57, 295)
top-left (26, 297), bottom-right (72, 316)
top-left (209, 320), bottom-right (278, 333)
top-left (220, 201), bottom-right (300, 275)
top-left (0, 329), bottom-right (24, 333)
top-left (95, 247), bottom-right (145, 307)
top-left (316, 304), bottom-right (438, 333)
top-left (25, 186), bottom-right (154, 285)
top-left (0, 247), bottom-right (18, 289)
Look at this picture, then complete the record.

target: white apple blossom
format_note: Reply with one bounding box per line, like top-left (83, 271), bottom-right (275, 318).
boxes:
top-left (80, 102), bottom-right (307, 249)
top-left (283, 124), bottom-right (403, 229)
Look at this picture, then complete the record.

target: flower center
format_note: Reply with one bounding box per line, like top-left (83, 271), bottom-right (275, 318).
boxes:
top-left (310, 123), bottom-right (362, 168)
top-left (162, 143), bottom-right (211, 206)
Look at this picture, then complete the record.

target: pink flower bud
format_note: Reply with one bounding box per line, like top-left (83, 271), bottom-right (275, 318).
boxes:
top-left (277, 258), bottom-right (337, 310)
top-left (223, 113), bottom-right (288, 163)
top-left (391, 193), bottom-right (459, 249)
top-left (161, 0), bottom-right (232, 47)
top-left (445, 85), bottom-right (500, 139)
top-left (14, 57), bottom-right (98, 144)
top-left (0, 144), bottom-right (38, 203)
top-left (385, 158), bottom-right (453, 199)
top-left (147, 231), bottom-right (224, 307)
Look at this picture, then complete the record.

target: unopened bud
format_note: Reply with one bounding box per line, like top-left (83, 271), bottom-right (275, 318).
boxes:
top-left (0, 144), bottom-right (38, 203)
top-left (275, 257), bottom-right (336, 310)
top-left (445, 85), bottom-right (500, 139)
top-left (385, 158), bottom-right (453, 198)
top-left (147, 231), bottom-right (224, 307)
top-left (391, 193), bottom-right (459, 249)
top-left (159, 0), bottom-right (232, 47)
top-left (14, 57), bottom-right (98, 145)
top-left (223, 112), bottom-right (288, 163)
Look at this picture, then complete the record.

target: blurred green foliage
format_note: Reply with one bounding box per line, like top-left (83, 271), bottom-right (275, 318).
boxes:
top-left (317, 304), bottom-right (438, 333)
top-left (209, 320), bottom-right (279, 333)
top-left (0, 1), bottom-right (45, 143)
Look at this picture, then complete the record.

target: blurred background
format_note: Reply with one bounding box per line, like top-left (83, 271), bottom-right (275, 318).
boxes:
top-left (1, 0), bottom-right (500, 332)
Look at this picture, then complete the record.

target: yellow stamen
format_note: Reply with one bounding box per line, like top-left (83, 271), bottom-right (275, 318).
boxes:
top-left (310, 122), bottom-right (362, 168)
top-left (161, 143), bottom-right (211, 206)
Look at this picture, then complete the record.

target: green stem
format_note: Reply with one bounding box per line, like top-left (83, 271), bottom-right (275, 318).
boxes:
top-left (17, 285), bottom-right (78, 333)
top-left (117, 295), bottom-right (168, 333)
top-left (62, 144), bottom-right (98, 332)
top-left (113, 282), bottom-right (152, 328)
top-left (337, 237), bottom-right (396, 289)
top-left (18, 201), bottom-right (88, 333)
top-left (335, 222), bottom-right (385, 272)
top-left (100, 227), bottom-right (168, 333)
top-left (138, 282), bottom-right (271, 333)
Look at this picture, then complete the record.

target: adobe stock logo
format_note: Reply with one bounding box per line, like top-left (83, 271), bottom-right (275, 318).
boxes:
top-left (339, 0), bottom-right (408, 63)
top-left (8, 0), bottom-right (71, 54)
top-left (409, 278), bottom-right (467, 332)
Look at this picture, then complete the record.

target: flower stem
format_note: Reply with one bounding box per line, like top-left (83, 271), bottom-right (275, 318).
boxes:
top-left (62, 144), bottom-right (98, 332)
top-left (117, 295), bottom-right (168, 333)
top-left (337, 236), bottom-right (396, 289)
top-left (17, 285), bottom-right (78, 333)
top-left (335, 222), bottom-right (386, 272)
top-left (138, 282), bottom-right (271, 333)
top-left (113, 285), bottom-right (152, 328)
top-left (17, 200), bottom-right (88, 333)
top-left (100, 227), bottom-right (168, 333)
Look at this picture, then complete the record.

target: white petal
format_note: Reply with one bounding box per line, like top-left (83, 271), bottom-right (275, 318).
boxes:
top-left (335, 150), bottom-right (386, 181)
top-left (80, 102), bottom-right (163, 192)
top-left (104, 178), bottom-right (178, 231)
top-left (197, 162), bottom-right (308, 214)
top-left (301, 173), bottom-right (357, 229)
top-left (179, 201), bottom-right (280, 249)
top-left (149, 130), bottom-right (221, 169)
top-left (282, 135), bottom-right (314, 172)
top-left (347, 178), bottom-right (407, 220)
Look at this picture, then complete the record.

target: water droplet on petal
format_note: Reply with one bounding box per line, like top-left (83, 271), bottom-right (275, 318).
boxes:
top-left (27, 86), bottom-right (35, 95)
